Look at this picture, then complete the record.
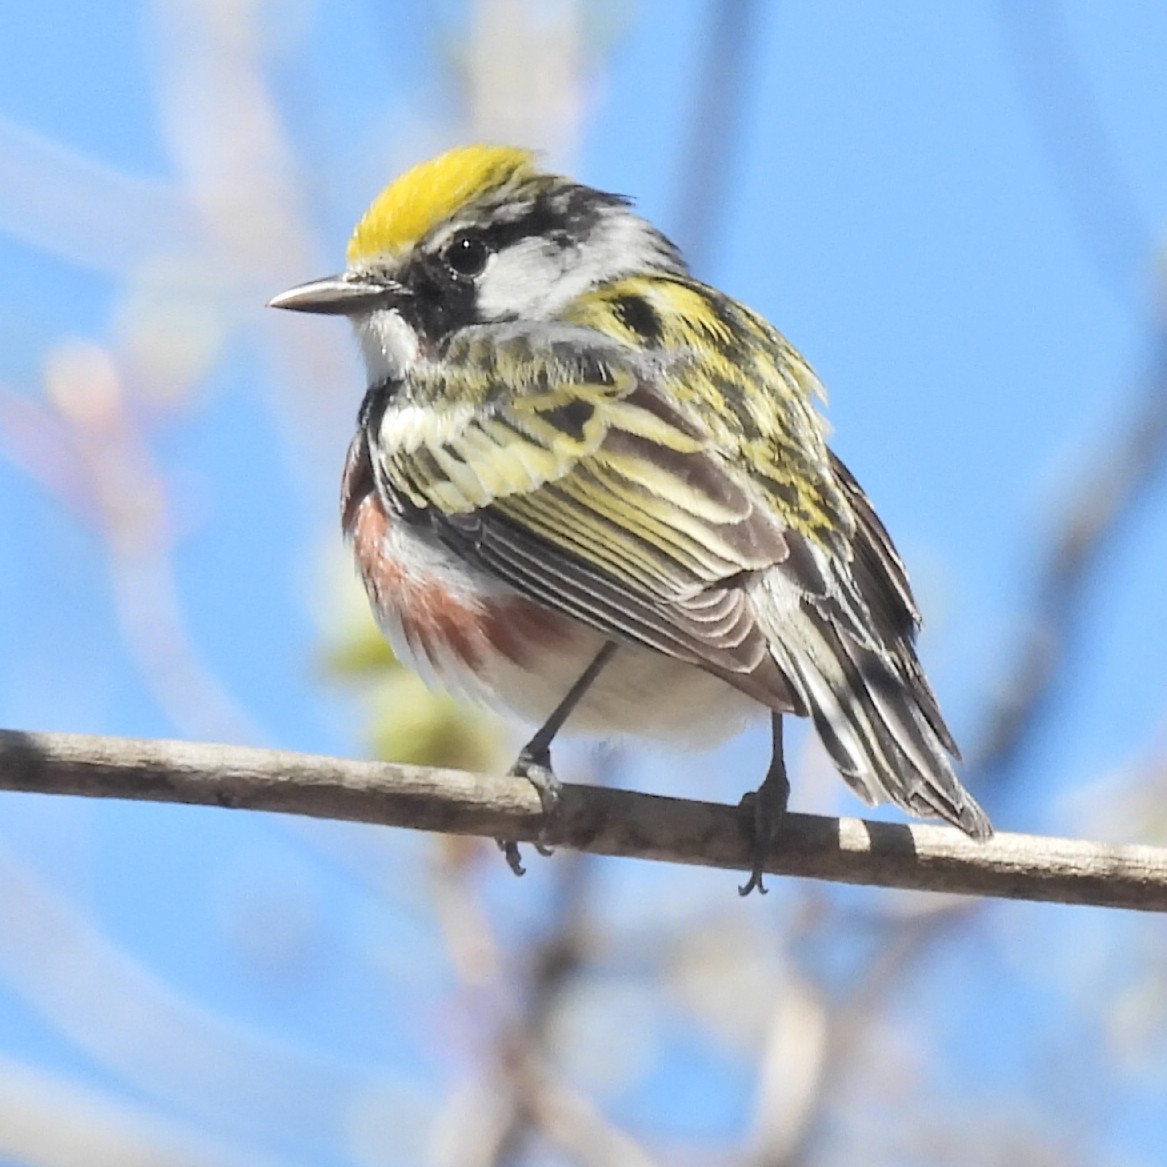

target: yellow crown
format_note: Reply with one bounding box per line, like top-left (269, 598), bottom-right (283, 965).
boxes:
top-left (347, 144), bottom-right (536, 265)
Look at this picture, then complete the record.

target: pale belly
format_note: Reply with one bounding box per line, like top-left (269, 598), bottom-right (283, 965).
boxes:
top-left (346, 486), bottom-right (764, 747)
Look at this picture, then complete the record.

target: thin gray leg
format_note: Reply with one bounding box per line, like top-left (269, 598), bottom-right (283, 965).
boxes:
top-left (499, 641), bottom-right (619, 876)
top-left (739, 713), bottom-right (790, 895)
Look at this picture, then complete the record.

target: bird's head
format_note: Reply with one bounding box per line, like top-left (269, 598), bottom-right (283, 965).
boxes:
top-left (269, 144), bottom-right (683, 381)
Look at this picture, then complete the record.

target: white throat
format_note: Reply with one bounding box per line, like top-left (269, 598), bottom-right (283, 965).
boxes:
top-left (353, 308), bottom-right (421, 383)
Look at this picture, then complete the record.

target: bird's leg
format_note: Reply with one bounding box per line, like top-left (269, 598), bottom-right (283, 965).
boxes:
top-left (739, 713), bottom-right (790, 896)
top-left (498, 640), bottom-right (619, 876)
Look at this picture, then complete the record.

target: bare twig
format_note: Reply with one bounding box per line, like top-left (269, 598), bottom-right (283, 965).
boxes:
top-left (0, 729), bottom-right (1165, 912)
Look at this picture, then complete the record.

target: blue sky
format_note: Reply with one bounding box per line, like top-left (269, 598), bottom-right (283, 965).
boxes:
top-left (0, 3), bottom-right (1166, 1165)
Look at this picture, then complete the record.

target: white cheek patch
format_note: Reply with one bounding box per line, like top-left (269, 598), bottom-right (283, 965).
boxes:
top-left (477, 240), bottom-right (570, 320)
top-left (475, 212), bottom-right (684, 322)
top-left (354, 310), bottom-right (420, 382)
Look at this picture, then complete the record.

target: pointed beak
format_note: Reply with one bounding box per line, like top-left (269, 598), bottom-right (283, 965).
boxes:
top-left (267, 274), bottom-right (408, 316)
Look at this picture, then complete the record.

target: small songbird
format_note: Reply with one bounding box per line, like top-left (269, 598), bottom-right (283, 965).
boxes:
top-left (270, 145), bottom-right (991, 892)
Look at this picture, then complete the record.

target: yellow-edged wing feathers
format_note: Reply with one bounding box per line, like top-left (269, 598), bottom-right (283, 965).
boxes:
top-left (371, 319), bottom-right (801, 703)
top-left (564, 278), bottom-right (854, 558)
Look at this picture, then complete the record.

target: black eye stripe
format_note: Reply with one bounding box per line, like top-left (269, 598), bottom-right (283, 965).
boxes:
top-left (476, 205), bottom-right (559, 253)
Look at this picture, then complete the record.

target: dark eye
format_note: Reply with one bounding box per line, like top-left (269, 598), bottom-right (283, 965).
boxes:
top-left (442, 234), bottom-right (490, 278)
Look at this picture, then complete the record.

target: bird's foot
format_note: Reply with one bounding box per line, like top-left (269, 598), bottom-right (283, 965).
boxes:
top-left (496, 744), bottom-right (562, 876)
top-left (738, 771), bottom-right (790, 896)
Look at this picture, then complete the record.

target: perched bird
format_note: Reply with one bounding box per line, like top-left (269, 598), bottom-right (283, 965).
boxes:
top-left (270, 144), bottom-right (991, 892)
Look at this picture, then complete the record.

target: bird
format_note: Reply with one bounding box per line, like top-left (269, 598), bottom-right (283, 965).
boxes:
top-left (269, 144), bottom-right (991, 893)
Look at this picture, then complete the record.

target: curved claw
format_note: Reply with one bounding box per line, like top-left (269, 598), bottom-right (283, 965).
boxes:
top-left (496, 747), bottom-right (564, 876)
top-left (737, 791), bottom-right (770, 896)
top-left (498, 838), bottom-right (526, 877)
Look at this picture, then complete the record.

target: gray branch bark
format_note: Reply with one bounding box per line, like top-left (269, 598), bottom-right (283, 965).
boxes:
top-left (1, 729), bottom-right (1164, 911)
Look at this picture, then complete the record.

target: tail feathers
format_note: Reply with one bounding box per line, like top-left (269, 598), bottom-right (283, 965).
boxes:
top-left (765, 600), bottom-right (992, 841)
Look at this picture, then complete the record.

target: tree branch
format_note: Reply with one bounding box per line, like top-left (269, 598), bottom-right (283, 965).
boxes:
top-left (1, 729), bottom-right (1164, 912)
